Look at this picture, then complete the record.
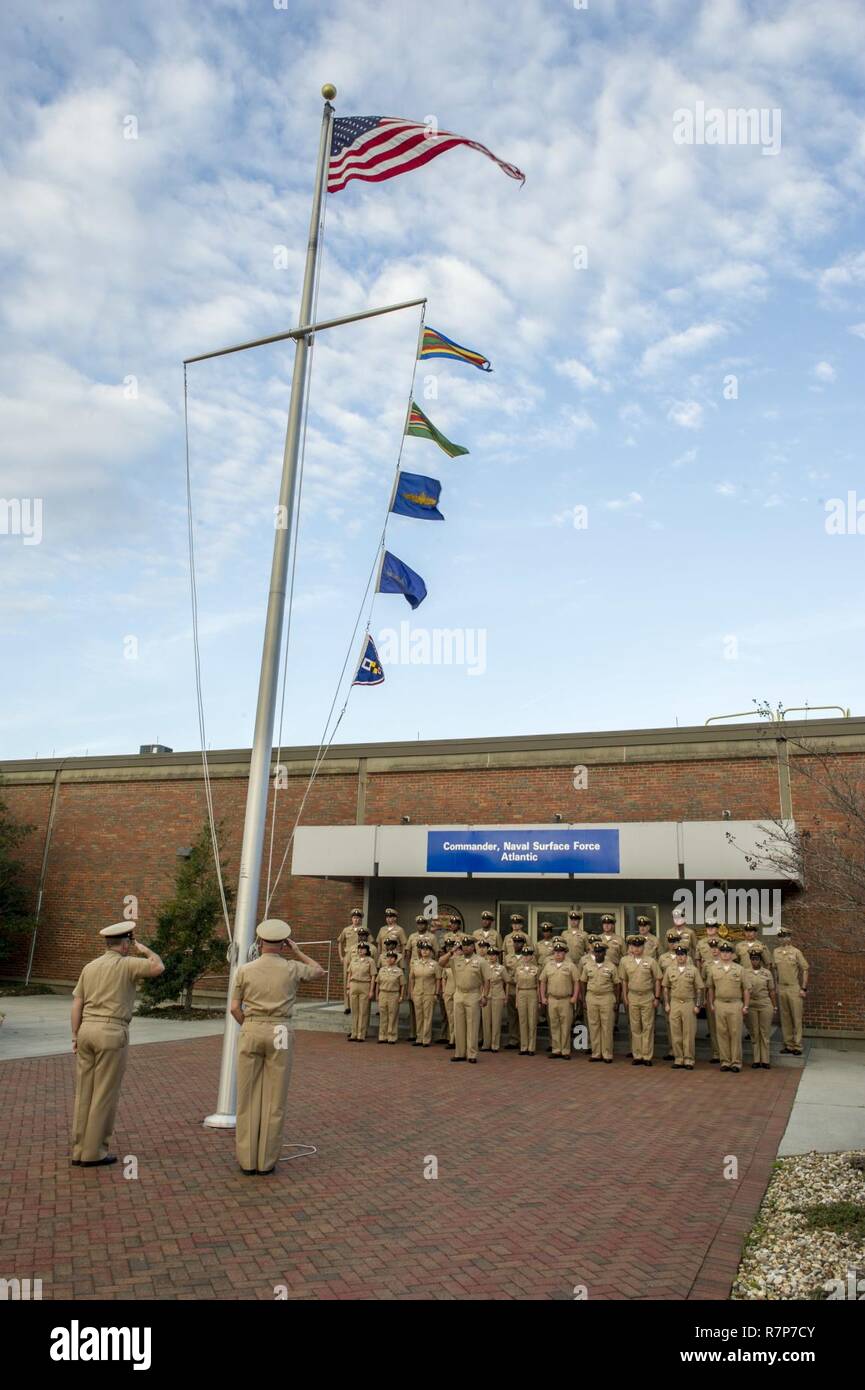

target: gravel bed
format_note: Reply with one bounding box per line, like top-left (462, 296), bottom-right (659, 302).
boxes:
top-left (733, 1150), bottom-right (865, 1300)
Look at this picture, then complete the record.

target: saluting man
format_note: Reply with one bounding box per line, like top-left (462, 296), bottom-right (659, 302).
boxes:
top-left (619, 935), bottom-right (661, 1065)
top-left (71, 921), bottom-right (165, 1167)
top-left (707, 940), bottom-right (750, 1073)
top-left (539, 941), bottom-right (579, 1058)
top-left (438, 936), bottom-right (461, 1047)
top-left (773, 928), bottom-right (809, 1055)
top-left (662, 945), bottom-right (703, 1070)
top-left (231, 920), bottom-right (324, 1175)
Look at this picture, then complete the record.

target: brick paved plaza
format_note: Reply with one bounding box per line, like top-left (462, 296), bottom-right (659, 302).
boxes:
top-left (0, 1032), bottom-right (801, 1301)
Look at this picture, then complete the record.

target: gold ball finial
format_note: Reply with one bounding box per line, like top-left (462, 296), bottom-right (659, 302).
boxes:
top-left (321, 83), bottom-right (337, 101)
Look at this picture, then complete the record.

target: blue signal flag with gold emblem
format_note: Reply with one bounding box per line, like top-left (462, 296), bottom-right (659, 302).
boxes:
top-left (353, 634), bottom-right (385, 687)
top-left (390, 470), bottom-right (444, 521)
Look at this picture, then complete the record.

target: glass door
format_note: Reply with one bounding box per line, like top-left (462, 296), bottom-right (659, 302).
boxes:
top-left (529, 906), bottom-right (571, 948)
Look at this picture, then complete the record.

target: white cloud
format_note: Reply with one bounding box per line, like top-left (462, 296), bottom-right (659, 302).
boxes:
top-left (849, 323), bottom-right (865, 339)
top-left (667, 400), bottom-right (704, 429)
top-left (715, 482), bottom-right (738, 496)
top-left (640, 321), bottom-right (727, 374)
top-left (604, 491), bottom-right (643, 510)
top-left (555, 358), bottom-right (608, 391)
top-left (813, 360), bottom-right (836, 382)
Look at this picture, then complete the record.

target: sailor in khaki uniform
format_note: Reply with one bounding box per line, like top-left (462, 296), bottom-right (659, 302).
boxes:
top-left (635, 914), bottom-right (661, 960)
top-left (657, 931), bottom-right (681, 1059)
top-left (439, 937), bottom-right (461, 1047)
top-left (619, 936), bottom-right (661, 1065)
top-left (473, 910), bottom-right (502, 950)
top-left (539, 942), bottom-right (579, 1058)
top-left (337, 908), bottom-right (365, 1013)
top-left (71, 921), bottom-right (165, 1167)
top-left (579, 942), bottom-right (618, 1062)
top-left (375, 950), bottom-right (405, 1044)
top-left (773, 929), bottom-right (809, 1054)
top-left (561, 910), bottom-right (589, 966)
top-left (671, 916), bottom-right (698, 961)
top-left (535, 922), bottom-right (557, 973)
top-left (597, 917), bottom-right (624, 967)
top-left (513, 947), bottom-right (541, 1055)
top-left (481, 947), bottom-right (508, 1051)
top-left (662, 945), bottom-right (703, 1069)
top-left (346, 941), bottom-right (377, 1040)
top-left (746, 946), bottom-right (776, 1068)
top-left (707, 941), bottom-right (750, 1072)
top-left (698, 932), bottom-right (723, 1063)
top-left (231, 920), bottom-right (324, 1175)
top-left (376, 911), bottom-right (407, 959)
top-left (409, 942), bottom-right (440, 1046)
top-left (735, 923), bottom-right (772, 970)
top-left (438, 937), bottom-right (490, 1062)
top-left (503, 916), bottom-right (530, 1047)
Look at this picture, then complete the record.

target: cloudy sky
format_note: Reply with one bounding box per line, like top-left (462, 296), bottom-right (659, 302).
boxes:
top-left (2, 0), bottom-right (864, 761)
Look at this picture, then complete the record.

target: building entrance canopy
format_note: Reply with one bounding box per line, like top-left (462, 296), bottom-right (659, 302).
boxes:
top-left (292, 821), bottom-right (795, 880)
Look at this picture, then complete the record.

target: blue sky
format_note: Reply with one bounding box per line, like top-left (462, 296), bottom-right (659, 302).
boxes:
top-left (2, 0), bottom-right (864, 760)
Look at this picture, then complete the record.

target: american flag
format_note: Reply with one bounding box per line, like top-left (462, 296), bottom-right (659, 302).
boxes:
top-left (328, 116), bottom-right (525, 194)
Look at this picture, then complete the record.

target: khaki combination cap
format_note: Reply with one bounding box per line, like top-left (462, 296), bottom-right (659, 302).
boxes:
top-left (481, 910), bottom-right (494, 920)
top-left (100, 921), bottom-right (135, 938)
top-left (256, 919), bottom-right (293, 942)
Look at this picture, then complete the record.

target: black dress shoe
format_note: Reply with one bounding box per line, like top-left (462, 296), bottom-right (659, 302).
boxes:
top-left (603, 1058), bottom-right (613, 1063)
top-left (258, 1166), bottom-right (276, 1175)
top-left (710, 1057), bottom-right (720, 1064)
top-left (81, 1155), bottom-right (118, 1167)
top-left (632, 1058), bottom-right (641, 1066)
top-left (468, 1058), bottom-right (477, 1064)
top-left (450, 1056), bottom-right (465, 1062)
top-left (644, 1060), bottom-right (653, 1067)
top-left (240, 1167), bottom-right (257, 1175)
top-left (589, 1057), bottom-right (602, 1062)
top-left (343, 1008), bottom-right (350, 1015)
top-left (663, 1054), bottom-right (674, 1061)
top-left (527, 1050), bottom-right (535, 1056)
top-left (780, 1046), bottom-right (793, 1054)
top-left (388, 1040), bottom-right (397, 1045)
top-left (71, 1159), bottom-right (82, 1166)
top-left (346, 1035), bottom-right (354, 1041)
top-left (445, 1043), bottom-right (456, 1050)
top-left (412, 1041), bottom-right (422, 1046)
top-left (751, 1062), bottom-right (761, 1069)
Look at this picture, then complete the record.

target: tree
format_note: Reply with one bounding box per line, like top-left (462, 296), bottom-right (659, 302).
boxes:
top-left (726, 701), bottom-right (865, 918)
top-left (140, 823), bottom-right (233, 1014)
top-left (0, 780), bottom-right (35, 966)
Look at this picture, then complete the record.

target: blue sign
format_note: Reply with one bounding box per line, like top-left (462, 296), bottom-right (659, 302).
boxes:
top-left (426, 829), bottom-right (621, 874)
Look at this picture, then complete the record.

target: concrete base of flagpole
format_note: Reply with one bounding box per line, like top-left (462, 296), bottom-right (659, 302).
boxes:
top-left (203, 1113), bottom-right (237, 1129)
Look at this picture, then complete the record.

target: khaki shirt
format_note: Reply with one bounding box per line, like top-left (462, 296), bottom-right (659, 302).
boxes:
top-left (662, 962), bottom-right (702, 1004)
top-left (376, 924), bottom-right (407, 952)
top-left (513, 961), bottom-right (541, 992)
top-left (540, 958), bottom-right (580, 998)
top-left (484, 961), bottom-right (509, 999)
top-left (736, 939), bottom-right (771, 968)
top-left (73, 951), bottom-right (152, 1024)
top-left (473, 926), bottom-right (502, 949)
top-left (406, 930), bottom-right (438, 961)
top-left (441, 961), bottom-right (457, 999)
top-left (337, 924), bottom-right (365, 961)
top-left (503, 933), bottom-right (531, 961)
top-left (710, 961), bottom-right (746, 1003)
top-left (346, 956), bottom-right (377, 988)
top-left (598, 933), bottom-right (624, 965)
top-left (560, 927), bottom-right (589, 962)
top-left (450, 955), bottom-right (490, 996)
top-left (636, 932), bottom-right (660, 958)
top-left (409, 959), bottom-right (440, 997)
top-left (345, 937), bottom-right (377, 968)
top-left (376, 964), bottom-right (404, 995)
top-left (746, 966), bottom-right (774, 1006)
top-left (672, 925), bottom-right (697, 958)
top-left (619, 956), bottom-right (660, 996)
top-left (773, 946), bottom-right (808, 988)
top-left (536, 939), bottom-right (557, 970)
top-left (658, 949), bottom-right (679, 977)
top-left (697, 937), bottom-right (723, 968)
top-left (580, 958), bottom-right (618, 996)
top-left (232, 954), bottom-right (320, 1021)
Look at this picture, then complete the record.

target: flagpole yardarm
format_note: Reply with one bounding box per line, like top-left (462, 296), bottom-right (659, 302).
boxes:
top-left (204, 85), bottom-right (336, 1131)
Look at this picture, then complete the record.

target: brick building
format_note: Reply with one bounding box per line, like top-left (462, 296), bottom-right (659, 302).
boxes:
top-left (1, 716), bottom-right (862, 1034)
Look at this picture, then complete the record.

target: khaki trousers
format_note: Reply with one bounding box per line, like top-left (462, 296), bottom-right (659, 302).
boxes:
top-left (706, 997), bottom-right (719, 1058)
top-left (413, 990), bottom-right (435, 1044)
top-left (586, 993), bottom-right (615, 1059)
top-left (627, 994), bottom-right (655, 1061)
top-left (71, 1019), bottom-right (129, 1163)
top-left (482, 994), bottom-right (505, 1049)
top-left (349, 983), bottom-right (371, 1039)
top-left (547, 996), bottom-right (574, 1055)
top-left (749, 1001), bottom-right (773, 1064)
top-left (236, 1020), bottom-right (293, 1171)
top-left (506, 987), bottom-right (519, 1044)
top-left (669, 1001), bottom-right (696, 1065)
top-left (453, 990), bottom-right (482, 1059)
top-left (378, 991), bottom-right (400, 1042)
top-left (715, 1000), bottom-right (743, 1067)
top-left (442, 993), bottom-right (455, 1043)
top-left (516, 990), bottom-right (538, 1052)
top-left (778, 986), bottom-right (803, 1049)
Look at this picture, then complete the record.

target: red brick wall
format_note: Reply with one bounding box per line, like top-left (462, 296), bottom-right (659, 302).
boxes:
top-left (2, 747), bottom-right (863, 1032)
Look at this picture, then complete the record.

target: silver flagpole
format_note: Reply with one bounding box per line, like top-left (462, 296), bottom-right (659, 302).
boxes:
top-left (204, 83), bottom-right (337, 1127)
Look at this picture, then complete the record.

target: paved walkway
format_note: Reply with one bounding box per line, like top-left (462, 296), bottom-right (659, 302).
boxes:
top-left (0, 1030), bottom-right (801, 1300)
top-left (0, 995), bottom-right (225, 1060)
top-left (778, 1038), bottom-right (865, 1156)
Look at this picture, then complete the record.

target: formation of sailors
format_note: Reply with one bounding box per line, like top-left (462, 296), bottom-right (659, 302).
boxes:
top-left (338, 907), bottom-right (810, 1071)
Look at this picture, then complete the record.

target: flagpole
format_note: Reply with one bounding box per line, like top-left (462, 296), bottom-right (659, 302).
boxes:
top-left (204, 83), bottom-right (337, 1128)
